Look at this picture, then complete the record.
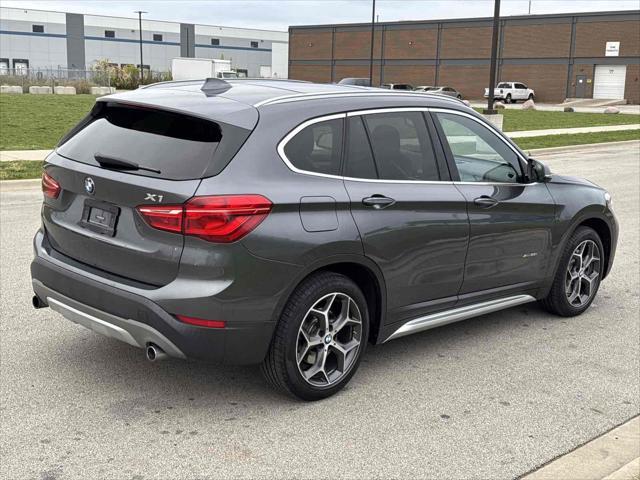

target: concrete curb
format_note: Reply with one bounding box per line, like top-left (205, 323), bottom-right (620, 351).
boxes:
top-left (508, 124), bottom-right (640, 138)
top-left (529, 139), bottom-right (640, 155)
top-left (522, 416), bottom-right (640, 480)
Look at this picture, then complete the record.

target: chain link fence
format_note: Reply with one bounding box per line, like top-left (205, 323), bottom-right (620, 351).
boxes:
top-left (1, 66), bottom-right (172, 93)
top-left (0, 68), bottom-right (111, 93)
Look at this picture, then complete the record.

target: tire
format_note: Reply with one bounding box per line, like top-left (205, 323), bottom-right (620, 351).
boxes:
top-left (261, 271), bottom-right (369, 401)
top-left (505, 94), bottom-right (512, 104)
top-left (528, 94), bottom-right (534, 101)
top-left (456, 94), bottom-right (462, 99)
top-left (540, 226), bottom-right (604, 317)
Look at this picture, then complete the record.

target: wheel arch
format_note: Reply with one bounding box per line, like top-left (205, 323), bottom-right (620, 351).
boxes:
top-left (578, 217), bottom-right (612, 279)
top-left (272, 255), bottom-right (388, 345)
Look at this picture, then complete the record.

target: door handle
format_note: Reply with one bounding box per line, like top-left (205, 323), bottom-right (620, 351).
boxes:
top-left (474, 196), bottom-right (499, 208)
top-left (362, 195), bottom-right (396, 209)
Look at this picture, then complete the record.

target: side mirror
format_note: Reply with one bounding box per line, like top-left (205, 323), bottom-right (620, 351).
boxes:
top-left (528, 158), bottom-right (552, 183)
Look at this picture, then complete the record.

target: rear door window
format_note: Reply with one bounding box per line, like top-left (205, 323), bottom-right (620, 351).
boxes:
top-left (344, 117), bottom-right (377, 179)
top-left (283, 118), bottom-right (344, 176)
top-left (351, 111), bottom-right (440, 181)
top-left (57, 103), bottom-right (250, 180)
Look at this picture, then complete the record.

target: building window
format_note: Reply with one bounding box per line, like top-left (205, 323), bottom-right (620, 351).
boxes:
top-left (211, 38), bottom-right (220, 46)
top-left (153, 34), bottom-right (163, 42)
top-left (250, 41), bottom-right (259, 48)
top-left (32, 25), bottom-right (44, 33)
top-left (105, 30), bottom-right (115, 38)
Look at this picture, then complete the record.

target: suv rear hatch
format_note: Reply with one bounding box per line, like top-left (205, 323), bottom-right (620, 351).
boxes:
top-left (43, 90), bottom-right (257, 287)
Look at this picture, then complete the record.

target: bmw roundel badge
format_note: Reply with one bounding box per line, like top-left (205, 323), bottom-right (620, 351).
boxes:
top-left (84, 177), bottom-right (95, 195)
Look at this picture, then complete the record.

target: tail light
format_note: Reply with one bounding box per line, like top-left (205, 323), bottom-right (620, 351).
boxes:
top-left (136, 205), bottom-right (183, 233)
top-left (42, 172), bottom-right (61, 199)
top-left (136, 194), bottom-right (272, 243)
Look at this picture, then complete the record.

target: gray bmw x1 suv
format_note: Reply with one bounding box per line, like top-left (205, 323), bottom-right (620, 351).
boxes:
top-left (31, 79), bottom-right (618, 400)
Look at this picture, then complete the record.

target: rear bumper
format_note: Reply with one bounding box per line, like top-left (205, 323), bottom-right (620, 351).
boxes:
top-left (30, 230), bottom-right (279, 365)
top-left (33, 282), bottom-right (187, 359)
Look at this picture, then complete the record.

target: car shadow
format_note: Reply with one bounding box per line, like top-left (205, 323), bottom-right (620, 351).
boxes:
top-left (40, 301), bottom-right (558, 413)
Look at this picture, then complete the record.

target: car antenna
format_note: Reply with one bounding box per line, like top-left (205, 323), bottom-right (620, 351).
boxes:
top-left (201, 78), bottom-right (232, 96)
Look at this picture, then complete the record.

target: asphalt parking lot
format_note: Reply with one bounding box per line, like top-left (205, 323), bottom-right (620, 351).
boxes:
top-left (1, 141), bottom-right (638, 480)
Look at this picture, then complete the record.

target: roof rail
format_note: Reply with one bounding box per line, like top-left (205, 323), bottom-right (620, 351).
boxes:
top-left (255, 90), bottom-right (469, 108)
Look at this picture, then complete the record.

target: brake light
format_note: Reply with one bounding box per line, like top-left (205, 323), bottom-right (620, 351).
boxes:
top-left (136, 205), bottom-right (183, 233)
top-left (175, 315), bottom-right (226, 329)
top-left (42, 172), bottom-right (61, 199)
top-left (136, 194), bottom-right (272, 243)
top-left (183, 195), bottom-right (272, 243)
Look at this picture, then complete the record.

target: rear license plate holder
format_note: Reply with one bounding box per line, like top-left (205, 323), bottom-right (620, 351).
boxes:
top-left (80, 199), bottom-right (120, 237)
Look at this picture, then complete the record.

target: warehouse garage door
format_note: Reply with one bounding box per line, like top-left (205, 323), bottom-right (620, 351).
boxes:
top-left (593, 65), bottom-right (627, 99)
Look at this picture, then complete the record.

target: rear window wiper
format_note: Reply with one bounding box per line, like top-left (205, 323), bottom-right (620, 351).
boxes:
top-left (94, 153), bottom-right (161, 174)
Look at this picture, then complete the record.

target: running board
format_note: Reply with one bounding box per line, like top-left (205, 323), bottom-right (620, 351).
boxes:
top-left (384, 294), bottom-right (536, 342)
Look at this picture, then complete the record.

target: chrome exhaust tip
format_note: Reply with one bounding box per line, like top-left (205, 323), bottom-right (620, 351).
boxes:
top-left (146, 344), bottom-right (167, 362)
top-left (32, 295), bottom-right (48, 309)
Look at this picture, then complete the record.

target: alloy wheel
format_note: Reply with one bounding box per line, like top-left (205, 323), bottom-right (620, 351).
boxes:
top-left (565, 240), bottom-right (601, 307)
top-left (296, 292), bottom-right (362, 387)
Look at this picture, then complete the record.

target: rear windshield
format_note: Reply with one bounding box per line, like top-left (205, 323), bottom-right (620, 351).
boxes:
top-left (57, 102), bottom-right (251, 180)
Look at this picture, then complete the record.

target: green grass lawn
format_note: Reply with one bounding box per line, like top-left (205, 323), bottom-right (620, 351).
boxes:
top-left (0, 160), bottom-right (44, 180)
top-left (0, 94), bottom-right (96, 150)
top-left (477, 108), bottom-right (640, 132)
top-left (0, 93), bottom-right (638, 153)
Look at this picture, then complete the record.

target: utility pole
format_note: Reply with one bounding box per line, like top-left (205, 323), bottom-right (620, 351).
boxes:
top-left (368, 0), bottom-right (376, 87)
top-left (135, 10), bottom-right (147, 84)
top-left (484, 0), bottom-right (501, 114)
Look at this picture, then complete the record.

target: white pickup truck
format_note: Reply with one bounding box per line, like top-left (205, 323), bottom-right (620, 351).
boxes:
top-left (484, 82), bottom-right (535, 103)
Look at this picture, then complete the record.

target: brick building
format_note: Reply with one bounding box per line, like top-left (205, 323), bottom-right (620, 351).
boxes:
top-left (288, 10), bottom-right (640, 103)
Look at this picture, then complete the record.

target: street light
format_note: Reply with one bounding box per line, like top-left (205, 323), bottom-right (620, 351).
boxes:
top-left (134, 10), bottom-right (147, 84)
top-left (484, 0), bottom-right (501, 114)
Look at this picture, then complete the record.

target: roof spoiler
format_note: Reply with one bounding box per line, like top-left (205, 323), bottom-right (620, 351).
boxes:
top-left (201, 78), bottom-right (232, 96)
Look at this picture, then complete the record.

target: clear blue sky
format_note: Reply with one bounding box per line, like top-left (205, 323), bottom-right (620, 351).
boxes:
top-left (3, 0), bottom-right (638, 30)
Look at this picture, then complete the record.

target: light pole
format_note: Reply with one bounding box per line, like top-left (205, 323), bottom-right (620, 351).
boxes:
top-left (134, 10), bottom-right (147, 84)
top-left (368, 0), bottom-right (376, 87)
top-left (484, 0), bottom-right (501, 114)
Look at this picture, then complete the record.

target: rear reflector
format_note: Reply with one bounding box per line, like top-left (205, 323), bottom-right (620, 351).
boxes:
top-left (42, 172), bottom-right (61, 199)
top-left (175, 315), bottom-right (226, 329)
top-left (137, 194), bottom-right (272, 243)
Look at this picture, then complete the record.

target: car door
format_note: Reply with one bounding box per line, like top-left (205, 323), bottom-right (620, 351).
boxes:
top-left (343, 109), bottom-right (469, 325)
top-left (515, 83), bottom-right (527, 100)
top-left (431, 109), bottom-right (556, 298)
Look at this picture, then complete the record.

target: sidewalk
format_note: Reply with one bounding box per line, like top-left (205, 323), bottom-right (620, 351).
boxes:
top-left (523, 416), bottom-right (640, 480)
top-left (508, 124), bottom-right (640, 138)
top-left (469, 101), bottom-right (640, 115)
top-left (0, 149), bottom-right (51, 162)
top-left (1, 124), bottom-right (638, 162)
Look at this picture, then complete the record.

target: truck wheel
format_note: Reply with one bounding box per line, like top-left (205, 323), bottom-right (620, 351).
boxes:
top-left (540, 227), bottom-right (604, 317)
top-left (528, 93), bottom-right (534, 101)
top-left (261, 272), bottom-right (369, 401)
top-left (505, 94), bottom-right (512, 104)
